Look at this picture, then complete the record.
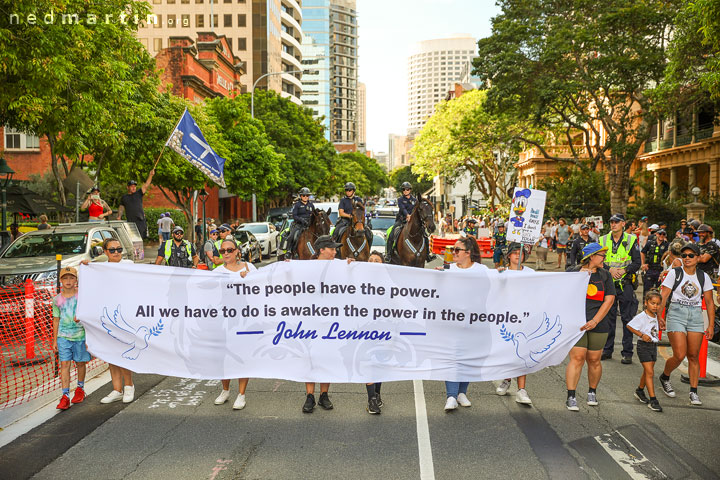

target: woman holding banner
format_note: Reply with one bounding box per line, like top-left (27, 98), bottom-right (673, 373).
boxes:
top-left (564, 243), bottom-right (616, 411)
top-left (436, 236), bottom-right (488, 411)
top-left (212, 237), bottom-right (257, 410)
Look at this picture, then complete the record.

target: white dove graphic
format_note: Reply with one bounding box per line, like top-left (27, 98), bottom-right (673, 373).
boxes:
top-left (500, 313), bottom-right (562, 368)
top-left (101, 306), bottom-right (164, 360)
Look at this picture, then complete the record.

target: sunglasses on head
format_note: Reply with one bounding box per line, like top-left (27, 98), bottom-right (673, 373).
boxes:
top-left (452, 247), bottom-right (467, 253)
top-left (681, 253), bottom-right (696, 258)
top-left (219, 247), bottom-right (236, 254)
top-left (106, 247), bottom-right (123, 254)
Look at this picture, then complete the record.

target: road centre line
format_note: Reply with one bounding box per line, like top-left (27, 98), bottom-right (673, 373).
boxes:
top-left (412, 380), bottom-right (435, 480)
top-left (594, 431), bottom-right (668, 480)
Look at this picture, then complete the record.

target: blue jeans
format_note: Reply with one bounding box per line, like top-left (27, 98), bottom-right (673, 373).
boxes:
top-left (445, 381), bottom-right (469, 398)
top-left (161, 232), bottom-right (171, 241)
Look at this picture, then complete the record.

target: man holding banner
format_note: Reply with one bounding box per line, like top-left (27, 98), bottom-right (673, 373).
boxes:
top-left (117, 169), bottom-right (155, 239)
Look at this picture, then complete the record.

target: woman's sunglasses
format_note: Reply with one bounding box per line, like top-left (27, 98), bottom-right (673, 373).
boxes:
top-left (107, 247), bottom-right (123, 254)
top-left (681, 253), bottom-right (696, 258)
top-left (219, 248), bottom-right (236, 254)
top-left (452, 247), bottom-right (467, 253)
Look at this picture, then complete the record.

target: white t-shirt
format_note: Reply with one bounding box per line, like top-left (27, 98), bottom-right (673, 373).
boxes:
top-left (537, 236), bottom-right (549, 248)
top-left (502, 265), bottom-right (535, 273)
top-left (661, 268), bottom-right (713, 307)
top-left (214, 262), bottom-right (257, 275)
top-left (448, 262), bottom-right (488, 272)
top-left (159, 216), bottom-right (174, 233)
top-left (588, 230), bottom-right (599, 241)
top-left (628, 311), bottom-right (659, 342)
top-left (570, 224), bottom-right (581, 234)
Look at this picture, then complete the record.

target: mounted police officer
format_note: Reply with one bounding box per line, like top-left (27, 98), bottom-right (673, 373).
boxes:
top-left (600, 213), bottom-right (641, 364)
top-left (332, 182), bottom-right (372, 245)
top-left (386, 182), bottom-right (417, 260)
top-left (283, 187), bottom-right (315, 258)
top-left (640, 228), bottom-right (668, 297)
top-left (566, 223), bottom-right (592, 269)
top-left (155, 226), bottom-right (199, 268)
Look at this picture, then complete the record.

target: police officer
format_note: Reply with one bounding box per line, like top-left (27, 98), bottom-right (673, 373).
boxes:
top-left (640, 228), bottom-right (668, 296)
top-left (209, 224), bottom-right (235, 269)
top-left (697, 224), bottom-right (720, 281)
top-left (155, 226), bottom-right (199, 268)
top-left (386, 182), bottom-right (417, 259)
top-left (599, 213), bottom-right (641, 364)
top-left (464, 219), bottom-right (479, 237)
top-left (566, 224), bottom-right (592, 269)
top-left (492, 223), bottom-right (507, 268)
top-left (333, 182), bottom-right (371, 244)
top-left (284, 187), bottom-right (315, 257)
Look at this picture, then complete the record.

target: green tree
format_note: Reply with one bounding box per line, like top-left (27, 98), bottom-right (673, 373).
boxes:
top-left (237, 90), bottom-right (337, 204)
top-left (410, 90), bottom-right (521, 209)
top-left (389, 166), bottom-right (433, 195)
top-left (0, 0), bottom-right (158, 206)
top-left (538, 165), bottom-right (610, 221)
top-left (473, 0), bottom-right (679, 214)
top-left (337, 152), bottom-right (388, 196)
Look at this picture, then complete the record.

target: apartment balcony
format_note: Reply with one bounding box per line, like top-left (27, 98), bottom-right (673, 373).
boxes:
top-left (281, 91), bottom-right (303, 106)
top-left (282, 0), bottom-right (303, 23)
top-left (643, 125), bottom-right (718, 154)
top-left (281, 50), bottom-right (303, 71)
top-left (281, 30), bottom-right (302, 53)
top-left (282, 71), bottom-right (303, 91)
top-left (281, 10), bottom-right (302, 39)
top-left (517, 145), bottom-right (590, 166)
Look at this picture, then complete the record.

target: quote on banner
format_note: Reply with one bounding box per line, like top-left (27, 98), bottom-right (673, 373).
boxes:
top-left (77, 261), bottom-right (588, 383)
top-left (507, 187), bottom-right (547, 244)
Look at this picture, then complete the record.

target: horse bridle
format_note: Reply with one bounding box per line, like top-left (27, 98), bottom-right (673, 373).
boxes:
top-left (403, 200), bottom-right (433, 257)
top-left (304, 209), bottom-right (331, 256)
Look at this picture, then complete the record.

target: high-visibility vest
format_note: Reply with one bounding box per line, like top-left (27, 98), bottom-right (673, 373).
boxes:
top-left (163, 239), bottom-right (192, 265)
top-left (209, 239), bottom-right (223, 270)
top-left (599, 232), bottom-right (636, 281)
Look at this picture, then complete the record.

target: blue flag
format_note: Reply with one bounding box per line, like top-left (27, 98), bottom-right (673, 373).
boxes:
top-left (165, 109), bottom-right (227, 187)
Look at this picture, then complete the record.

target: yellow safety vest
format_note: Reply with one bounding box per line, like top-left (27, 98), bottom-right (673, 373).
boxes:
top-left (164, 239), bottom-right (192, 265)
top-left (208, 239), bottom-right (223, 270)
top-left (599, 232), bottom-right (637, 281)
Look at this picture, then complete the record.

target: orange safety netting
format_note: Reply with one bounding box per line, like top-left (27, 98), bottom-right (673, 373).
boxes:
top-left (1, 279), bottom-right (106, 410)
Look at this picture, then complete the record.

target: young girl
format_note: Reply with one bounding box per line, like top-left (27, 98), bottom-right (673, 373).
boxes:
top-left (627, 291), bottom-right (663, 412)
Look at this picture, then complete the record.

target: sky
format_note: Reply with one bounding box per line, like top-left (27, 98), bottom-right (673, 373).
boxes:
top-left (357, 0), bottom-right (501, 154)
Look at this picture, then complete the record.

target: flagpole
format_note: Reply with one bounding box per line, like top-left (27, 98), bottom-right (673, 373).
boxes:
top-left (153, 144), bottom-right (167, 169)
top-left (154, 108), bottom-right (187, 170)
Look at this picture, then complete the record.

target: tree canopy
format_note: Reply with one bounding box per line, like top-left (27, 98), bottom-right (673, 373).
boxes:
top-left (389, 166), bottom-right (433, 195)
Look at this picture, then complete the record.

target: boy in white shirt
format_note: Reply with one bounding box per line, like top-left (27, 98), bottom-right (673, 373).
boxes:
top-left (627, 291), bottom-right (662, 412)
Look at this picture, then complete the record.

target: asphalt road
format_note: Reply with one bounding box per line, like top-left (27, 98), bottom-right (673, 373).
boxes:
top-left (2, 255), bottom-right (720, 479)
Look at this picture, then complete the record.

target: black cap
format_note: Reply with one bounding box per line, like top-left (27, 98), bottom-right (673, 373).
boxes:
top-left (219, 223), bottom-right (232, 232)
top-left (506, 242), bottom-right (523, 255)
top-left (697, 224), bottom-right (713, 233)
top-left (681, 243), bottom-right (700, 255)
top-left (127, 180), bottom-right (138, 186)
top-left (609, 213), bottom-right (625, 222)
top-left (314, 235), bottom-right (341, 250)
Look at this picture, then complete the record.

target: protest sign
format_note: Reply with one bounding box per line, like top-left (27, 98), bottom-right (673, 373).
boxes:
top-left (586, 215), bottom-right (603, 229)
top-left (78, 261), bottom-right (588, 383)
top-left (507, 188), bottom-right (547, 244)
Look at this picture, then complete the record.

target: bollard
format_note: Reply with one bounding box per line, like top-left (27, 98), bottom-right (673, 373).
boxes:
top-left (24, 279), bottom-right (35, 359)
top-left (444, 247), bottom-right (453, 265)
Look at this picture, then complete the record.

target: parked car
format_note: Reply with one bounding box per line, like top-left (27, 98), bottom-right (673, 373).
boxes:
top-left (370, 215), bottom-right (397, 234)
top-left (267, 207), bottom-right (292, 232)
top-left (234, 229), bottom-right (262, 263)
top-left (371, 230), bottom-right (386, 256)
top-left (239, 222), bottom-right (280, 257)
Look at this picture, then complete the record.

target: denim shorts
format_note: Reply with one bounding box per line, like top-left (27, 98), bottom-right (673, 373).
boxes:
top-left (57, 337), bottom-right (92, 362)
top-left (636, 340), bottom-right (657, 363)
top-left (665, 303), bottom-right (705, 333)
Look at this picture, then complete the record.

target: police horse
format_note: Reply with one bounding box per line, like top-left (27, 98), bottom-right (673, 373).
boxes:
top-left (388, 196), bottom-right (436, 268)
top-left (337, 200), bottom-right (371, 261)
top-left (295, 208), bottom-right (333, 260)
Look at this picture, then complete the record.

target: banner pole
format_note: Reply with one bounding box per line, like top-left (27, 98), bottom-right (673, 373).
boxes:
top-left (152, 144), bottom-right (167, 170)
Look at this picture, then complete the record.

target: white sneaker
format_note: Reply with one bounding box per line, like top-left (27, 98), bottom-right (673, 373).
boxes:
top-left (214, 389), bottom-right (230, 405)
top-left (100, 390), bottom-right (123, 404)
top-left (515, 389), bottom-right (532, 405)
top-left (122, 385), bottom-right (135, 403)
top-left (233, 393), bottom-right (246, 410)
top-left (444, 396), bottom-right (458, 411)
top-left (496, 379), bottom-right (511, 396)
top-left (457, 393), bottom-right (472, 407)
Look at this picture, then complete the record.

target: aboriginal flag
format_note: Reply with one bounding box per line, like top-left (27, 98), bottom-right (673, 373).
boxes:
top-left (587, 281), bottom-right (605, 301)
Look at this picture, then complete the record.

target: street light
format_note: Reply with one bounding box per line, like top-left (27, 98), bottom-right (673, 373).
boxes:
top-left (0, 155), bottom-right (15, 233)
top-left (249, 69), bottom-right (305, 222)
top-left (199, 188), bottom-right (209, 245)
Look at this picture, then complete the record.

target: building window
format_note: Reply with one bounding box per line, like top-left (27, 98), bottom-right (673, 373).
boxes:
top-left (167, 14), bottom-right (176, 27)
top-left (224, 14), bottom-right (232, 27)
top-left (167, 0), bottom-right (175, 3)
top-left (238, 0), bottom-right (245, 3)
top-left (181, 0), bottom-right (189, 3)
top-left (196, 0), bottom-right (203, 3)
top-left (224, 0), bottom-right (232, 3)
top-left (153, 0), bottom-right (160, 3)
top-left (237, 14), bottom-right (246, 27)
top-left (238, 37), bottom-right (247, 50)
top-left (153, 14), bottom-right (162, 28)
top-left (211, 14), bottom-right (218, 27)
top-left (196, 14), bottom-right (204, 28)
top-left (154, 38), bottom-right (162, 50)
top-left (181, 14), bottom-right (190, 27)
top-left (4, 127), bottom-right (40, 150)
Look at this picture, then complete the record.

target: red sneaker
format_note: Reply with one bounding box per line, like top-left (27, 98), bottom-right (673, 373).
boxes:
top-left (71, 387), bottom-right (85, 404)
top-left (56, 395), bottom-right (71, 410)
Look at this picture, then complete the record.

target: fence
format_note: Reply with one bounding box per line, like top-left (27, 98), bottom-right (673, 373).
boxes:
top-left (0, 279), bottom-right (106, 410)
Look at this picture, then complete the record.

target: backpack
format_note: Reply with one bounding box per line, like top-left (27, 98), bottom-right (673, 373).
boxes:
top-left (665, 267), bottom-right (706, 314)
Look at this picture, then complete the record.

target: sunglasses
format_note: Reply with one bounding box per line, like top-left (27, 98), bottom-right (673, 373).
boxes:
top-left (681, 253), bottom-right (696, 258)
top-left (402, 188), bottom-right (411, 191)
top-left (452, 247), bottom-right (467, 253)
top-left (301, 194), bottom-right (309, 197)
top-left (219, 247), bottom-right (236, 254)
top-left (595, 253), bottom-right (606, 258)
top-left (106, 247), bottom-right (123, 254)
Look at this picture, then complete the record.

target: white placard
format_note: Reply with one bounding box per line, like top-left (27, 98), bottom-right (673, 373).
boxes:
top-left (585, 215), bottom-right (604, 230)
top-left (507, 188), bottom-right (547, 244)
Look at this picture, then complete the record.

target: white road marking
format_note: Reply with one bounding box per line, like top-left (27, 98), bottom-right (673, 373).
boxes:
top-left (413, 379), bottom-right (435, 480)
top-left (595, 431), bottom-right (667, 479)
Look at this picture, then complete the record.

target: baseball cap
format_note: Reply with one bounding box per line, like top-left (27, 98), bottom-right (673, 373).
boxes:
top-left (656, 229), bottom-right (667, 235)
top-left (697, 224), bottom-right (713, 233)
top-left (609, 213), bottom-right (625, 222)
top-left (506, 242), bottom-right (523, 255)
top-left (173, 226), bottom-right (184, 234)
top-left (581, 243), bottom-right (608, 262)
top-left (649, 224), bottom-right (659, 231)
top-left (219, 223), bottom-right (232, 232)
top-left (59, 266), bottom-right (78, 278)
top-left (580, 224), bottom-right (590, 229)
top-left (127, 180), bottom-right (138, 186)
top-left (681, 243), bottom-right (701, 255)
top-left (314, 235), bottom-right (341, 250)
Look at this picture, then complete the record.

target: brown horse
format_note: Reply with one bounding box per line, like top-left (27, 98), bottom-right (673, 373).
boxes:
top-left (296, 208), bottom-right (333, 259)
top-left (389, 196), bottom-right (436, 268)
top-left (338, 200), bottom-right (370, 261)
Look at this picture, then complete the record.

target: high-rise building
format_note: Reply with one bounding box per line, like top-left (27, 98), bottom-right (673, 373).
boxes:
top-left (357, 81), bottom-right (366, 147)
top-left (301, 0), bottom-right (358, 147)
top-left (407, 35), bottom-right (477, 134)
top-left (136, 0), bottom-right (304, 104)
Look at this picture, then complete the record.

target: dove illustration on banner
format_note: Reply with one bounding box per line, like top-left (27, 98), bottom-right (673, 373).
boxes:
top-left (101, 306), bottom-right (164, 360)
top-left (500, 313), bottom-right (562, 368)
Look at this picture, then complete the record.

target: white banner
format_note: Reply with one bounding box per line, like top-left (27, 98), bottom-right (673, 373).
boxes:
top-left (508, 187), bottom-right (547, 244)
top-left (77, 262), bottom-right (588, 383)
top-left (586, 215), bottom-right (604, 230)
